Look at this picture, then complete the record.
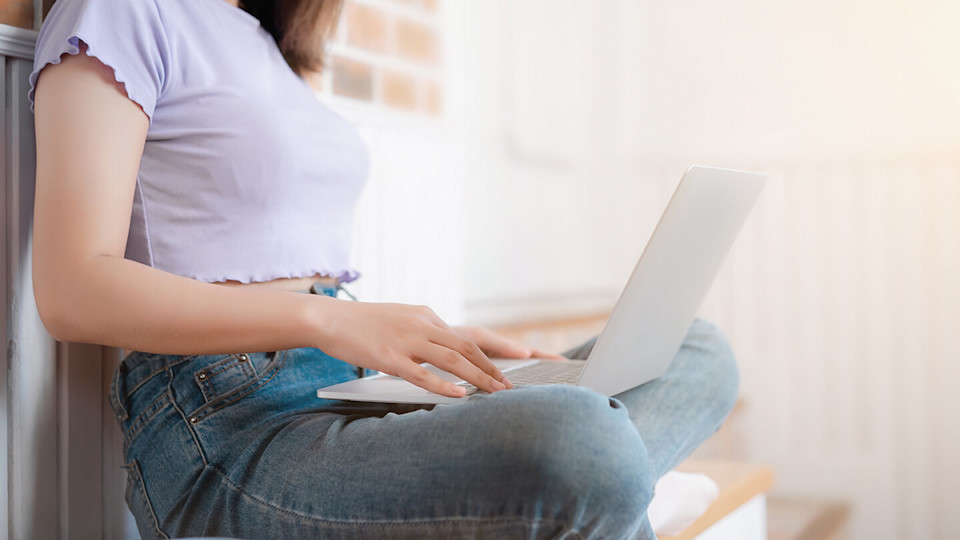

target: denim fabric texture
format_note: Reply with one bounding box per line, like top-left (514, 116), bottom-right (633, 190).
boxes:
top-left (110, 286), bottom-right (738, 540)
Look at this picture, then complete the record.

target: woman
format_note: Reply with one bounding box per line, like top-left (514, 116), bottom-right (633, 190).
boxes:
top-left (30, 0), bottom-right (739, 538)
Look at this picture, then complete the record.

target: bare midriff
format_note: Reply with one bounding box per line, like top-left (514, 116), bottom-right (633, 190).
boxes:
top-left (211, 273), bottom-right (339, 292)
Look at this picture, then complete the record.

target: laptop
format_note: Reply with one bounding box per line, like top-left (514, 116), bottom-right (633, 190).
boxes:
top-left (317, 165), bottom-right (765, 404)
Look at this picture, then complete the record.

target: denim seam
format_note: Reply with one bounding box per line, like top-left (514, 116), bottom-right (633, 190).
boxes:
top-left (165, 367), bottom-right (209, 466)
top-left (122, 393), bottom-right (171, 453)
top-left (188, 349), bottom-right (288, 423)
top-left (126, 460), bottom-right (171, 540)
top-left (207, 463), bottom-right (585, 535)
top-left (110, 369), bottom-right (129, 422)
top-left (119, 355), bottom-right (195, 404)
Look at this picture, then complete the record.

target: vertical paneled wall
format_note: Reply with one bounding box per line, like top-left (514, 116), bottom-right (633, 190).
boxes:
top-left (3, 12), bottom-right (134, 540)
top-left (623, 159), bottom-right (960, 540)
top-left (605, 1), bottom-right (960, 536)
top-left (2, 21), bottom-right (61, 540)
top-left (1, 30), bottom-right (8, 540)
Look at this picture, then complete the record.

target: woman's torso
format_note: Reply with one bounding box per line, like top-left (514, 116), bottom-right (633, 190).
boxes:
top-left (32, 0), bottom-right (370, 287)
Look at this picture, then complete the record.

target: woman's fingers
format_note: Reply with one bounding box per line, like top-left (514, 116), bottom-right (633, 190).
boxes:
top-left (427, 327), bottom-right (511, 385)
top-left (411, 308), bottom-right (510, 382)
top-left (531, 348), bottom-right (567, 360)
top-left (395, 359), bottom-right (468, 398)
top-left (416, 342), bottom-right (507, 393)
top-left (468, 327), bottom-right (532, 358)
top-left (452, 326), bottom-right (566, 360)
top-left (326, 303), bottom-right (528, 397)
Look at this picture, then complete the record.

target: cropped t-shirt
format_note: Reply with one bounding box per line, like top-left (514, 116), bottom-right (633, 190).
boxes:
top-left (28, 0), bottom-right (369, 283)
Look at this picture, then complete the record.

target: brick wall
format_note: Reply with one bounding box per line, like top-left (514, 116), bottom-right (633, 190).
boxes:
top-left (18, 0), bottom-right (443, 116)
top-left (324, 0), bottom-right (443, 116)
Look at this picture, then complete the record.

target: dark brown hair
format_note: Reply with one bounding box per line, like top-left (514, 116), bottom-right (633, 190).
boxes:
top-left (240, 0), bottom-right (344, 75)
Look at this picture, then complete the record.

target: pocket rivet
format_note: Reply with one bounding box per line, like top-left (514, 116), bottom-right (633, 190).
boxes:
top-left (197, 371), bottom-right (207, 380)
top-left (189, 416), bottom-right (198, 424)
top-left (238, 354), bottom-right (249, 362)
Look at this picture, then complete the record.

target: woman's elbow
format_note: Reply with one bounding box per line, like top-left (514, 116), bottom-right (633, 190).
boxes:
top-left (34, 289), bottom-right (74, 342)
top-left (32, 267), bottom-right (81, 343)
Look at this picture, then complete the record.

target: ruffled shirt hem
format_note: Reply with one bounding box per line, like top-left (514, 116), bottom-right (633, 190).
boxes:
top-left (186, 267), bottom-right (361, 285)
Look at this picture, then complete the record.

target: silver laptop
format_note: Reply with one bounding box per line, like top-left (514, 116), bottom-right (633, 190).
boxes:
top-left (317, 165), bottom-right (765, 404)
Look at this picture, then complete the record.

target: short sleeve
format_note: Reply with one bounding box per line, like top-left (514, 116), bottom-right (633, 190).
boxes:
top-left (28, 0), bottom-right (169, 120)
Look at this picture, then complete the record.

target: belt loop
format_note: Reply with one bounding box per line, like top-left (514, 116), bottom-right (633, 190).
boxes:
top-left (336, 282), bottom-right (358, 301)
top-left (309, 283), bottom-right (337, 297)
top-left (110, 366), bottom-right (130, 422)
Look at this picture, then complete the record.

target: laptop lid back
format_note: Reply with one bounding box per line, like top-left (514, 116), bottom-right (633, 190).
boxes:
top-left (577, 166), bottom-right (765, 396)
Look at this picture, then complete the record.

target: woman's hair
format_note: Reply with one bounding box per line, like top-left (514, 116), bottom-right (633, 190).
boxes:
top-left (240, 0), bottom-right (345, 75)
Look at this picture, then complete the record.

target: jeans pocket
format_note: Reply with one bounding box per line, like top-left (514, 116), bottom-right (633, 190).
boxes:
top-left (183, 351), bottom-right (285, 424)
top-left (124, 460), bottom-right (170, 540)
top-left (193, 353), bottom-right (259, 403)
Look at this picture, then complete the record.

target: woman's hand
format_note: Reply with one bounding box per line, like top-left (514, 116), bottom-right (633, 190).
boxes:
top-left (312, 301), bottom-right (512, 398)
top-left (452, 326), bottom-right (566, 361)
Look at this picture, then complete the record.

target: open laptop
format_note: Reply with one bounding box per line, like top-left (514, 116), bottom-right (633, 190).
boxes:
top-left (317, 165), bottom-right (765, 404)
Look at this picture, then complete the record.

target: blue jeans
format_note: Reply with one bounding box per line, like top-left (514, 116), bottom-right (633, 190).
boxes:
top-left (110, 291), bottom-right (738, 539)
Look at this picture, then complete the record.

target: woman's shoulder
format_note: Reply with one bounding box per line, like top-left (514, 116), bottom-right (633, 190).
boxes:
top-left (36, 0), bottom-right (249, 47)
top-left (41, 0), bottom-right (166, 31)
top-left (30, 0), bottom-right (171, 118)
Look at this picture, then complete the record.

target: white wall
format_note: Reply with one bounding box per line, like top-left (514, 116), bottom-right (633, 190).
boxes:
top-left (616, 3), bottom-right (960, 539)
top-left (447, 0), bottom-right (639, 324)
top-left (615, 0), bottom-right (960, 161)
top-left (446, 1), bottom-right (960, 540)
top-left (339, 103), bottom-right (467, 324)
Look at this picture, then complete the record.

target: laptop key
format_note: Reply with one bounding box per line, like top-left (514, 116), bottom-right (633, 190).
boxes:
top-left (457, 361), bottom-right (584, 393)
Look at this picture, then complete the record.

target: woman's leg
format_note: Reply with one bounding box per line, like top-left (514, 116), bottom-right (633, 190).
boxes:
top-left (121, 348), bottom-right (657, 539)
top-left (183, 386), bottom-right (656, 539)
top-left (563, 318), bottom-right (740, 478)
top-left (120, 318), bottom-right (734, 540)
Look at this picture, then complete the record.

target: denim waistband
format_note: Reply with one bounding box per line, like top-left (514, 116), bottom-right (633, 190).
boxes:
top-left (110, 283), bottom-right (339, 422)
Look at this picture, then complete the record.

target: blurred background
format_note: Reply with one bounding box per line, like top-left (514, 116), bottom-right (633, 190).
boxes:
top-left (2, 0), bottom-right (959, 539)
top-left (314, 1), bottom-right (960, 539)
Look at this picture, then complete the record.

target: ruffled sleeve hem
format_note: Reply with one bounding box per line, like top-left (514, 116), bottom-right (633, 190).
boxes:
top-left (29, 35), bottom-right (156, 120)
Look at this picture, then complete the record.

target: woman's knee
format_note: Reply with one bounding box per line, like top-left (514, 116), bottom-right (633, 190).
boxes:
top-left (477, 386), bottom-right (655, 529)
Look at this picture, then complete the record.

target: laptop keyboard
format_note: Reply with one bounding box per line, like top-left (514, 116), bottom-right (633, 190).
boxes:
top-left (457, 361), bottom-right (584, 393)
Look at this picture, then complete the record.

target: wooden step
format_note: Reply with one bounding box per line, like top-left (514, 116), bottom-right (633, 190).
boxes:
top-left (659, 460), bottom-right (775, 540)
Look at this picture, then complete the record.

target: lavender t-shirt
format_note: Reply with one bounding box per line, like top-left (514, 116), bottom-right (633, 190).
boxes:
top-left (29, 0), bottom-right (369, 283)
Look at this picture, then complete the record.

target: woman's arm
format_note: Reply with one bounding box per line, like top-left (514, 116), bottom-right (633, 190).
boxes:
top-left (33, 51), bottom-right (509, 397)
